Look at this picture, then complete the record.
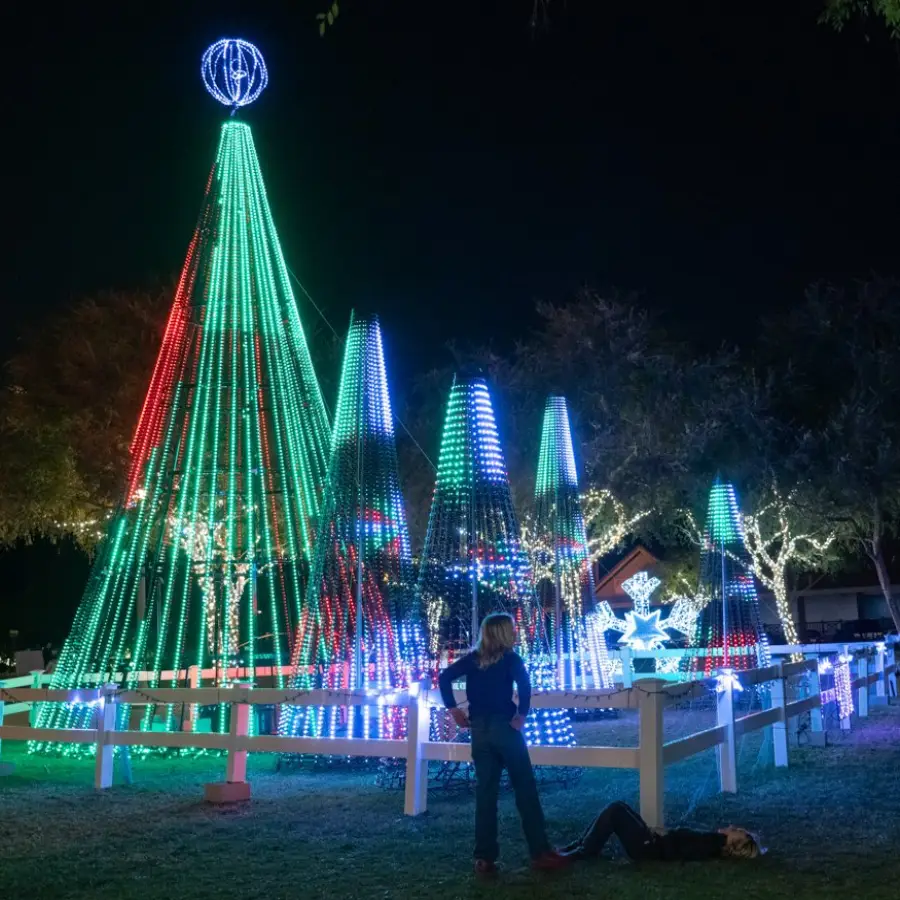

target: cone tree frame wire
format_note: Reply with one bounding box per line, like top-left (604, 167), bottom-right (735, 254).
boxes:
top-left (32, 121), bottom-right (331, 752)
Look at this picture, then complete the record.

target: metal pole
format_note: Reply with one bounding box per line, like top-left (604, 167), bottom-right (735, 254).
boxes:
top-left (354, 313), bottom-right (365, 690)
top-left (470, 393), bottom-right (478, 647)
top-left (721, 535), bottom-right (728, 668)
top-left (554, 495), bottom-right (564, 686)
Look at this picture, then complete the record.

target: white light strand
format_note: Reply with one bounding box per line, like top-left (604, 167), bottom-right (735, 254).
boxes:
top-left (201, 39), bottom-right (269, 109)
top-left (582, 488), bottom-right (650, 562)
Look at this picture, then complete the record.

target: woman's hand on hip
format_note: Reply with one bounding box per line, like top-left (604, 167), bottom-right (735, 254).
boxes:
top-left (450, 707), bottom-right (470, 729)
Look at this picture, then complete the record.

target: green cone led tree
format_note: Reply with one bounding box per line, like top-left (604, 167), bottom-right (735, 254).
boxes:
top-left (32, 42), bottom-right (332, 751)
top-left (283, 314), bottom-right (425, 741)
top-left (683, 478), bottom-right (770, 676)
top-left (532, 396), bottom-right (611, 690)
top-left (419, 377), bottom-right (577, 752)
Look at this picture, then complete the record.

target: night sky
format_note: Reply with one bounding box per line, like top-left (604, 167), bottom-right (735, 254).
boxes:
top-left (9, 0), bottom-right (900, 369)
top-left (3, 1), bottom-right (900, 644)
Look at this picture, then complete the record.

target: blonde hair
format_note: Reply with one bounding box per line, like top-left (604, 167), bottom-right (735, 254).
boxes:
top-left (723, 829), bottom-right (762, 859)
top-left (475, 613), bottom-right (517, 669)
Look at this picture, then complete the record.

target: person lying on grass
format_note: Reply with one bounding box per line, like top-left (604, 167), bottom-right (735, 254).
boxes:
top-left (438, 612), bottom-right (570, 876)
top-left (561, 801), bottom-right (763, 862)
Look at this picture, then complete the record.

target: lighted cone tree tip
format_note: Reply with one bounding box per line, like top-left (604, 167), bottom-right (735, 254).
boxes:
top-left (531, 395), bottom-right (611, 690)
top-left (682, 479), bottom-right (770, 676)
top-left (283, 315), bottom-right (426, 742)
top-left (419, 378), bottom-right (577, 753)
top-left (33, 44), bottom-right (332, 753)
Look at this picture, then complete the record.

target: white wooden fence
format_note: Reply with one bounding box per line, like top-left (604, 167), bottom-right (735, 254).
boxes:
top-left (1, 639), bottom-right (895, 828)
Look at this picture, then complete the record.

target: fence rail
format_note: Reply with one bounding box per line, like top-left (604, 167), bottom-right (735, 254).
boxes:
top-left (1, 639), bottom-right (896, 828)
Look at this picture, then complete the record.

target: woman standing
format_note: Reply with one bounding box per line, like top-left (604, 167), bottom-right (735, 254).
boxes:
top-left (438, 612), bottom-right (569, 875)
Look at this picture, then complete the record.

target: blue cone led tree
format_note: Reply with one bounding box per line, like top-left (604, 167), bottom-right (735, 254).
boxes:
top-left (682, 478), bottom-right (770, 676)
top-left (532, 396), bottom-right (611, 689)
top-left (32, 40), bottom-right (333, 752)
top-left (419, 377), bottom-right (576, 752)
top-left (283, 315), bottom-right (425, 741)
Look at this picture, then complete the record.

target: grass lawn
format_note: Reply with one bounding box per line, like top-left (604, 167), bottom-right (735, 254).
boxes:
top-left (1, 704), bottom-right (898, 900)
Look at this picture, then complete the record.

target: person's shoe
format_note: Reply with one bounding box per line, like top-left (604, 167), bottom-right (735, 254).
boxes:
top-left (474, 859), bottom-right (499, 877)
top-left (531, 850), bottom-right (572, 871)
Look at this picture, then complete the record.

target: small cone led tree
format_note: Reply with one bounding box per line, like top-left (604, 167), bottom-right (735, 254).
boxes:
top-left (419, 377), bottom-right (576, 751)
top-left (531, 396), bottom-right (610, 689)
top-left (683, 478), bottom-right (770, 676)
top-left (283, 315), bottom-right (424, 741)
top-left (32, 41), bottom-right (332, 750)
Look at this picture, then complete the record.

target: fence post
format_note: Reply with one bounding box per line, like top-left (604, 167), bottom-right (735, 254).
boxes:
top-left (404, 679), bottom-right (430, 816)
top-left (203, 685), bottom-right (251, 803)
top-left (770, 662), bottom-right (788, 767)
top-left (716, 674), bottom-right (737, 793)
top-left (0, 694), bottom-right (11, 776)
top-left (637, 678), bottom-right (665, 829)
top-left (29, 670), bottom-right (44, 727)
top-left (857, 656), bottom-right (869, 718)
top-left (621, 648), bottom-right (633, 688)
top-left (94, 683), bottom-right (118, 790)
top-left (225, 686), bottom-right (251, 784)
top-left (888, 645), bottom-right (898, 698)
top-left (873, 645), bottom-right (887, 705)
top-left (839, 646), bottom-right (852, 731)
top-left (183, 665), bottom-right (199, 732)
top-left (804, 654), bottom-right (825, 746)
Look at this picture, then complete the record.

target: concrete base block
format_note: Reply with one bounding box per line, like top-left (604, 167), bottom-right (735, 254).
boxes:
top-left (204, 781), bottom-right (251, 803)
top-left (806, 732), bottom-right (827, 748)
top-left (0, 762), bottom-right (15, 777)
top-left (870, 696), bottom-right (889, 706)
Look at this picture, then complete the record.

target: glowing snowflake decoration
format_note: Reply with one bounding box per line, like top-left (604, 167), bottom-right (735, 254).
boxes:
top-left (620, 607), bottom-right (670, 651)
top-left (621, 571), bottom-right (661, 614)
top-left (587, 569), bottom-right (702, 654)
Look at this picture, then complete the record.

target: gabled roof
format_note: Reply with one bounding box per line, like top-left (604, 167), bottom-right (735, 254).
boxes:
top-left (594, 543), bottom-right (660, 605)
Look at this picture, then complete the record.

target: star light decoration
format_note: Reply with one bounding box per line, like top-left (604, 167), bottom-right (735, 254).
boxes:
top-left (588, 570), bottom-right (702, 674)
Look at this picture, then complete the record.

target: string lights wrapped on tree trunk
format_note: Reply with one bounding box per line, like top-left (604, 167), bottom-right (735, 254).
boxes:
top-left (742, 487), bottom-right (835, 651)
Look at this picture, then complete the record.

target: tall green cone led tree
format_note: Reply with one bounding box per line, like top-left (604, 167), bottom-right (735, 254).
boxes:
top-left (33, 92), bottom-right (332, 748)
top-left (683, 478), bottom-right (770, 676)
top-left (284, 314), bottom-right (425, 740)
top-left (420, 377), bottom-right (577, 752)
top-left (531, 396), bottom-right (610, 689)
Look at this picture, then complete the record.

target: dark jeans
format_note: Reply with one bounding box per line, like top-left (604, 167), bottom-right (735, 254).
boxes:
top-left (578, 801), bottom-right (658, 860)
top-left (470, 714), bottom-right (551, 862)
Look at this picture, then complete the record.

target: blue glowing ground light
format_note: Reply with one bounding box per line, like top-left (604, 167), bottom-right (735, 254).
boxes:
top-left (201, 39), bottom-right (268, 109)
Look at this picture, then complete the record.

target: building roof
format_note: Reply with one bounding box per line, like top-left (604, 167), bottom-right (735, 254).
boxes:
top-left (594, 543), bottom-right (660, 607)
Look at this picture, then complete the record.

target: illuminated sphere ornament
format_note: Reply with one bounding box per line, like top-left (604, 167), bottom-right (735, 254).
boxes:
top-left (201, 39), bottom-right (268, 109)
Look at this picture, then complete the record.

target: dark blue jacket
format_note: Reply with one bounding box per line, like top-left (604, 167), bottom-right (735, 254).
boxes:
top-left (438, 650), bottom-right (531, 719)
